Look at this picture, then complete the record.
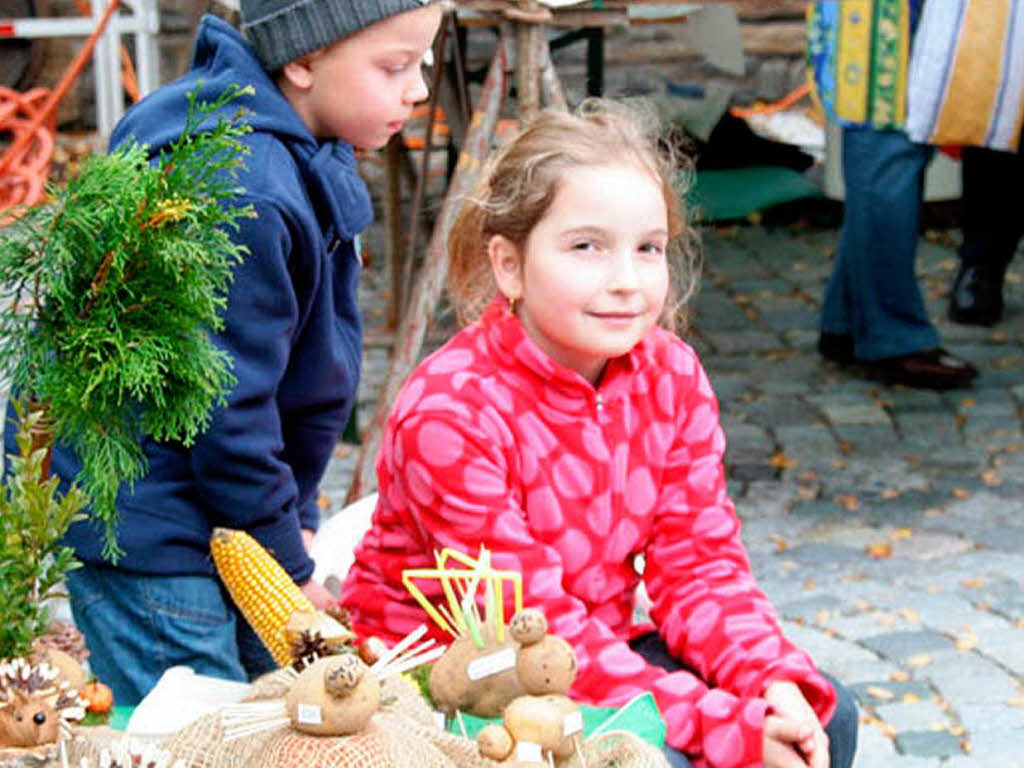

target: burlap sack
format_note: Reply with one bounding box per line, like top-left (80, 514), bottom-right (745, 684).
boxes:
top-left (153, 672), bottom-right (667, 768)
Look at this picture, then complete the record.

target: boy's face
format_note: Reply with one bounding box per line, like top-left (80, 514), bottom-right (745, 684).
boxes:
top-left (298, 3), bottom-right (442, 147)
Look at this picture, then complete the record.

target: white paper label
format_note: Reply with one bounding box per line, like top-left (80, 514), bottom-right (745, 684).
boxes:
top-left (296, 703), bottom-right (323, 725)
top-left (432, 710), bottom-right (446, 731)
top-left (563, 709), bottom-right (584, 736)
top-left (466, 647), bottom-right (517, 681)
top-left (516, 742), bottom-right (543, 762)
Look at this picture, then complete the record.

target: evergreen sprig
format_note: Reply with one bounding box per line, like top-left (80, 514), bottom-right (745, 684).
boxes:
top-left (0, 398), bottom-right (87, 659)
top-left (0, 84), bottom-right (255, 561)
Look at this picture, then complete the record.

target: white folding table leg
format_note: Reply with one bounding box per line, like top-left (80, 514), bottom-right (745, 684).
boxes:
top-left (92, 0), bottom-right (122, 137)
top-left (131, 0), bottom-right (160, 97)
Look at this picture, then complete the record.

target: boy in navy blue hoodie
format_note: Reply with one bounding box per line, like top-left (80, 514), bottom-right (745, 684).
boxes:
top-left (20, 0), bottom-right (442, 705)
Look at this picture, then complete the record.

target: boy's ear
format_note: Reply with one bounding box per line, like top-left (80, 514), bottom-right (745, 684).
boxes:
top-left (280, 57), bottom-right (316, 91)
top-left (488, 235), bottom-right (523, 302)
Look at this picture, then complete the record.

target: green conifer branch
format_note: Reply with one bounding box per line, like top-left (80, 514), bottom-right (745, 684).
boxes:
top-left (0, 84), bottom-right (255, 561)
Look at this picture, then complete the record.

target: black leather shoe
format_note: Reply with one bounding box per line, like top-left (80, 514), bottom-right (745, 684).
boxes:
top-left (874, 348), bottom-right (978, 390)
top-left (818, 332), bottom-right (855, 364)
top-left (949, 263), bottom-right (1004, 326)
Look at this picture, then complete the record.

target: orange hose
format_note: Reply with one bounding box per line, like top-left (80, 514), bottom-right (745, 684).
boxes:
top-left (0, 0), bottom-right (122, 223)
top-left (729, 83), bottom-right (811, 119)
top-left (70, 0), bottom-right (140, 101)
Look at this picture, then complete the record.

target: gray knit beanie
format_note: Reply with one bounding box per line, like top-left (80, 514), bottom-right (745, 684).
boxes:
top-left (241, 0), bottom-right (431, 72)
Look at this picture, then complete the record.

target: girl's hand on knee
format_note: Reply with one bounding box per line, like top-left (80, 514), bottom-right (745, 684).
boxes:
top-left (763, 714), bottom-right (813, 768)
top-left (764, 682), bottom-right (830, 768)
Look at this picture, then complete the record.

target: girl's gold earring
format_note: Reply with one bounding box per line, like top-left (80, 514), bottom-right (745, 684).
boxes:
top-left (508, 295), bottom-right (519, 315)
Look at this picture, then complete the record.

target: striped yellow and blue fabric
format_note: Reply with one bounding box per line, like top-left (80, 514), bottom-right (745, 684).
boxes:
top-left (807, 0), bottom-right (917, 130)
top-left (906, 0), bottom-right (1024, 151)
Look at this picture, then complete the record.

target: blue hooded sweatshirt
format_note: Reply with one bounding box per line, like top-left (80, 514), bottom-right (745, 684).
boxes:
top-left (6, 15), bottom-right (372, 583)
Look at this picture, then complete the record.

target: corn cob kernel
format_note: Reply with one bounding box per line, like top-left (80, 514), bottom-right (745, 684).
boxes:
top-left (210, 527), bottom-right (315, 666)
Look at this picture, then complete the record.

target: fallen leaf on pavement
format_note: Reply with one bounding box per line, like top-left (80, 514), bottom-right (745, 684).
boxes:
top-left (769, 451), bottom-right (798, 469)
top-left (768, 534), bottom-right (787, 553)
top-left (861, 715), bottom-right (897, 740)
top-left (836, 494), bottom-right (860, 511)
top-left (926, 584), bottom-right (941, 594)
top-left (890, 671), bottom-right (910, 682)
top-left (1004, 697), bottom-right (1024, 708)
top-left (980, 470), bottom-right (1002, 487)
top-left (902, 693), bottom-right (920, 704)
top-left (892, 527), bottom-right (913, 540)
top-left (881, 487), bottom-right (901, 499)
top-left (804, 578), bottom-right (816, 591)
top-left (951, 487), bottom-right (970, 500)
top-left (961, 577), bottom-right (986, 588)
top-left (960, 398), bottom-right (977, 409)
top-left (954, 632), bottom-right (979, 652)
top-left (867, 542), bottom-right (892, 559)
top-left (907, 653), bottom-right (933, 667)
top-left (876, 613), bottom-right (898, 626)
top-left (948, 725), bottom-right (964, 736)
top-left (866, 686), bottom-right (894, 701)
top-left (316, 494), bottom-right (330, 509)
top-left (899, 608), bottom-right (920, 623)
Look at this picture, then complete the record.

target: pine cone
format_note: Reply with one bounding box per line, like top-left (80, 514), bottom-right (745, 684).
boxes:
top-left (35, 620), bottom-right (90, 663)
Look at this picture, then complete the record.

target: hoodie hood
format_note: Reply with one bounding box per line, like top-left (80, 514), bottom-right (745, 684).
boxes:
top-left (110, 14), bottom-right (373, 241)
top-left (112, 15), bottom-right (312, 155)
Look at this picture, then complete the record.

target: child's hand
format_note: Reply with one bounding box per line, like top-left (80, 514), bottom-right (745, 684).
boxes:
top-left (763, 713), bottom-right (815, 768)
top-left (301, 577), bottom-right (338, 610)
top-left (763, 681), bottom-right (829, 768)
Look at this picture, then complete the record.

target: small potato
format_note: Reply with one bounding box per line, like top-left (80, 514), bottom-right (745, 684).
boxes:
top-left (516, 635), bottom-right (577, 695)
top-left (541, 694), bottom-right (583, 760)
top-left (285, 655), bottom-right (380, 736)
top-left (508, 609), bottom-right (547, 646)
top-left (503, 696), bottom-right (564, 750)
top-left (477, 723), bottom-right (514, 761)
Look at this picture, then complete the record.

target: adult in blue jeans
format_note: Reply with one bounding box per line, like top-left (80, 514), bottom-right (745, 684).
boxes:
top-left (631, 633), bottom-right (859, 768)
top-left (818, 125), bottom-right (978, 389)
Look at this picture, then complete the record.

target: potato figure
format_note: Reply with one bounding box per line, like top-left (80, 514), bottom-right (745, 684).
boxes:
top-left (511, 610), bottom-right (577, 696)
top-left (284, 654), bottom-right (380, 736)
top-left (429, 635), bottom-right (525, 718)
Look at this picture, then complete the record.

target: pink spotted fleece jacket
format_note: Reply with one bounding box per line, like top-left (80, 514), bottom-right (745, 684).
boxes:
top-left (341, 298), bottom-right (836, 768)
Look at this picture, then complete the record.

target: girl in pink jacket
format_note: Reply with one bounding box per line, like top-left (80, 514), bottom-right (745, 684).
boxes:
top-left (341, 103), bottom-right (857, 768)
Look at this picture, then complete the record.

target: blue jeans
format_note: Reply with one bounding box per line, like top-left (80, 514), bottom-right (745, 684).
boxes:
top-left (821, 126), bottom-right (941, 360)
top-left (630, 633), bottom-right (858, 768)
top-left (66, 565), bottom-right (277, 706)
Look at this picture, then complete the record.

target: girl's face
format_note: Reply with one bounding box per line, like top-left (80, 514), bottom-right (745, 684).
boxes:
top-left (490, 163), bottom-right (670, 384)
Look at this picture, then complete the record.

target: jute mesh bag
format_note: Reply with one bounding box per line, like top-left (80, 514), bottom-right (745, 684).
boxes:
top-left (151, 670), bottom-right (668, 768)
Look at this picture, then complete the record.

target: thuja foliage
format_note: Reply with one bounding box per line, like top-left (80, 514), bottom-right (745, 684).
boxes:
top-left (0, 84), bottom-right (255, 561)
top-left (0, 399), bottom-right (87, 659)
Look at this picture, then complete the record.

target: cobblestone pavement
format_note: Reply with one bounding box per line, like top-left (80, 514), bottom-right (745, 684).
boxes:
top-left (320, 222), bottom-right (1024, 768)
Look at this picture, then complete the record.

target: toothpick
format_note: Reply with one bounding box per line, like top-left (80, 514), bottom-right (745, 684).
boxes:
top-left (373, 638), bottom-right (437, 676)
top-left (575, 736), bottom-right (589, 768)
top-left (60, 738), bottom-right (69, 768)
top-left (435, 602), bottom-right (461, 637)
top-left (454, 709), bottom-right (469, 739)
top-left (370, 624), bottom-right (428, 673)
top-left (375, 645), bottom-right (447, 679)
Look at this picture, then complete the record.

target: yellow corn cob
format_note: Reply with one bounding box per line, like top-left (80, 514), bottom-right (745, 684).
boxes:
top-left (210, 527), bottom-right (316, 666)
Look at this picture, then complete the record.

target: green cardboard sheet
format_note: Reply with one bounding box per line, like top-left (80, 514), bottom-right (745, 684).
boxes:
top-left (690, 165), bottom-right (822, 222)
